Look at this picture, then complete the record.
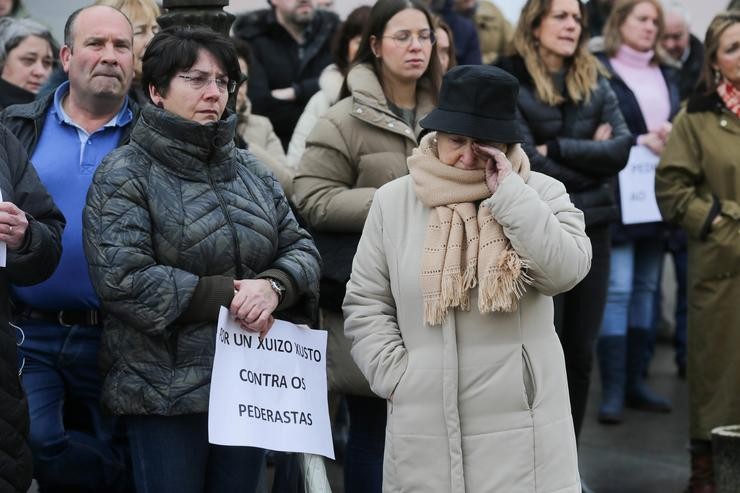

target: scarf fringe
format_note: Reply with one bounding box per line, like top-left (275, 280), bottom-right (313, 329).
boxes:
top-left (424, 252), bottom-right (531, 325)
top-left (478, 249), bottom-right (532, 313)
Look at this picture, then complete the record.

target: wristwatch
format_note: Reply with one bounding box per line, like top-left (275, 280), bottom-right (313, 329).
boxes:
top-left (266, 277), bottom-right (286, 303)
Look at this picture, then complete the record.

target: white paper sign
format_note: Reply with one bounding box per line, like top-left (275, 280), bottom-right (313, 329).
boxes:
top-left (208, 307), bottom-right (334, 459)
top-left (618, 145), bottom-right (663, 225)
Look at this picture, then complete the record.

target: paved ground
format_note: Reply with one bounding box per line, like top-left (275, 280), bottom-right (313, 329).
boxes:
top-left (28, 339), bottom-right (688, 493)
top-left (579, 340), bottom-right (689, 492)
top-left (321, 338), bottom-right (689, 493)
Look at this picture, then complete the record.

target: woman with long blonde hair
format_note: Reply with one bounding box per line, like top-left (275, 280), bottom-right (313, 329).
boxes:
top-left (594, 0), bottom-right (680, 425)
top-left (497, 0), bottom-right (632, 443)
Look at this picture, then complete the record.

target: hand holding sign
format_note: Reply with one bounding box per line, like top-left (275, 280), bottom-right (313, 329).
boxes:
top-left (209, 308), bottom-right (334, 459)
top-left (231, 279), bottom-right (278, 337)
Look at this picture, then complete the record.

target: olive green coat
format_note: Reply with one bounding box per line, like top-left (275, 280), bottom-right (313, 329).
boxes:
top-left (655, 92), bottom-right (740, 440)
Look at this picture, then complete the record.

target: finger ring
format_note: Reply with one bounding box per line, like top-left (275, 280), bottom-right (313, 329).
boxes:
top-left (8, 226), bottom-right (12, 234)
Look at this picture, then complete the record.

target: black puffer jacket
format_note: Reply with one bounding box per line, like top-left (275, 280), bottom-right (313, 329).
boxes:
top-left (83, 106), bottom-right (321, 416)
top-left (0, 125), bottom-right (64, 493)
top-left (233, 8), bottom-right (340, 149)
top-left (497, 55), bottom-right (633, 227)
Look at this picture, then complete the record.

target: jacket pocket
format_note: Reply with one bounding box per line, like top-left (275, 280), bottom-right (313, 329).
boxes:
top-left (521, 344), bottom-right (537, 410)
top-left (696, 217), bottom-right (740, 280)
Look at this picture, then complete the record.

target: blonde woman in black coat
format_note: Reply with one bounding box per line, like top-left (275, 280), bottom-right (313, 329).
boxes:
top-left (497, 0), bottom-right (631, 442)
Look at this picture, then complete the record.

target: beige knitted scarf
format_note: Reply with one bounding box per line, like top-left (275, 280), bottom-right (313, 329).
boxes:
top-left (407, 132), bottom-right (532, 326)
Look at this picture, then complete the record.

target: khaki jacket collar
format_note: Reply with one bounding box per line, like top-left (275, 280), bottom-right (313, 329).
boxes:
top-left (346, 63), bottom-right (436, 142)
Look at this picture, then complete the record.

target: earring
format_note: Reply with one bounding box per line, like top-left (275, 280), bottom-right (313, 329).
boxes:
top-left (714, 69), bottom-right (722, 84)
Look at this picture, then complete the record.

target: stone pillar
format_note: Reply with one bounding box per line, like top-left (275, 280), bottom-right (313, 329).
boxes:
top-left (158, 0), bottom-right (235, 38)
top-left (712, 425), bottom-right (740, 493)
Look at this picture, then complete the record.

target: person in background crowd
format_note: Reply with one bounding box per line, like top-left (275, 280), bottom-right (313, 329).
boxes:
top-left (655, 0), bottom-right (703, 381)
top-left (95, 0), bottom-right (160, 104)
top-left (343, 64), bottom-right (589, 493)
top-left (0, 18), bottom-right (56, 109)
top-left (586, 0), bottom-right (615, 37)
top-left (424, 0), bottom-right (482, 64)
top-left (656, 10), bottom-right (740, 493)
top-left (0, 124), bottom-right (64, 493)
top-left (661, 0), bottom-right (704, 100)
top-left (233, 0), bottom-right (340, 149)
top-left (83, 25), bottom-right (320, 493)
top-left (0, 0), bottom-right (27, 18)
top-left (231, 36), bottom-right (293, 196)
top-left (0, 5), bottom-right (138, 491)
top-left (41, 0), bottom-right (160, 104)
top-left (454, 0), bottom-right (513, 64)
top-left (594, 0), bottom-right (680, 424)
top-left (293, 1), bottom-right (441, 490)
top-left (434, 16), bottom-right (457, 71)
top-left (497, 0), bottom-right (632, 447)
top-left (315, 0), bottom-right (334, 11)
top-left (286, 5), bottom-right (370, 171)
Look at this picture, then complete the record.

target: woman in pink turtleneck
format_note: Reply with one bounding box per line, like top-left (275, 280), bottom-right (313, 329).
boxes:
top-left (593, 0), bottom-right (680, 427)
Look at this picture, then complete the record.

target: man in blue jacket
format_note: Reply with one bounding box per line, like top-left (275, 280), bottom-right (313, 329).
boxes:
top-left (0, 5), bottom-right (138, 492)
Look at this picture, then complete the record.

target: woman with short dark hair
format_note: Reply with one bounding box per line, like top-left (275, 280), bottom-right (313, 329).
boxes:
top-left (83, 26), bottom-right (321, 493)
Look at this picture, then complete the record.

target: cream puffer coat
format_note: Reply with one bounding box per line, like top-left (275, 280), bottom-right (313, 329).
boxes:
top-left (343, 167), bottom-right (591, 492)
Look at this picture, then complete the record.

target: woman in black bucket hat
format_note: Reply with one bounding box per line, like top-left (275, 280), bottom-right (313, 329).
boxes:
top-left (342, 64), bottom-right (592, 492)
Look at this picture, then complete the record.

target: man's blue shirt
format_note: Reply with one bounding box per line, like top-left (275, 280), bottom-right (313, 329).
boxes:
top-left (13, 81), bottom-right (132, 310)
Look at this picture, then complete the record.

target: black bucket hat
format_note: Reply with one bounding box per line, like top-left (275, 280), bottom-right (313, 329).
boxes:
top-left (419, 65), bottom-right (523, 144)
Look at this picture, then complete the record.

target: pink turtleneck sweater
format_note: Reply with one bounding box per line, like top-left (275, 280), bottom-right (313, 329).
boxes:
top-left (610, 45), bottom-right (670, 132)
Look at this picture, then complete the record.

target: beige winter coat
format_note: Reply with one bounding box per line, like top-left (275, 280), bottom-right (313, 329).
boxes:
top-left (286, 64), bottom-right (344, 171)
top-left (237, 99), bottom-right (293, 197)
top-left (293, 63), bottom-right (436, 232)
top-left (343, 169), bottom-right (590, 492)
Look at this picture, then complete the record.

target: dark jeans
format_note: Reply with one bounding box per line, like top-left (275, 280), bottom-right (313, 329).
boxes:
top-left (554, 225), bottom-right (611, 441)
top-left (126, 413), bottom-right (265, 493)
top-left (344, 395), bottom-right (386, 493)
top-left (18, 319), bottom-right (131, 492)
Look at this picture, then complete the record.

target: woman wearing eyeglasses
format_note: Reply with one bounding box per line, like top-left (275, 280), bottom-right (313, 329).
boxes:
top-left (293, 0), bottom-right (441, 491)
top-left (82, 26), bottom-right (320, 493)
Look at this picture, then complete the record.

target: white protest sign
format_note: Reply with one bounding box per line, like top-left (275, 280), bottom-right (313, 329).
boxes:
top-left (618, 145), bottom-right (663, 225)
top-left (208, 307), bottom-right (334, 459)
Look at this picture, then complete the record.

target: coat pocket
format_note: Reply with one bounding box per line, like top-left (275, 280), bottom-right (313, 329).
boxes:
top-left (521, 344), bottom-right (537, 410)
top-left (696, 217), bottom-right (740, 280)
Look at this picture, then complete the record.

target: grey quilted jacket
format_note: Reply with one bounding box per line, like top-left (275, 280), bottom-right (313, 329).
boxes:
top-left (83, 105), bottom-right (320, 416)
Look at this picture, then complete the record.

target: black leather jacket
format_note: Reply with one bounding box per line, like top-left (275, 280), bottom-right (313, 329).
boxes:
top-left (497, 55), bottom-right (633, 228)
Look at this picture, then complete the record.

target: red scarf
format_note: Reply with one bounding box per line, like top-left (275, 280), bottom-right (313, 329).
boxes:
top-left (717, 81), bottom-right (740, 119)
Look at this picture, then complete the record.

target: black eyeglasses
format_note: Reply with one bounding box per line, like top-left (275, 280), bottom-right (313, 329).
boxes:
top-left (177, 74), bottom-right (237, 94)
